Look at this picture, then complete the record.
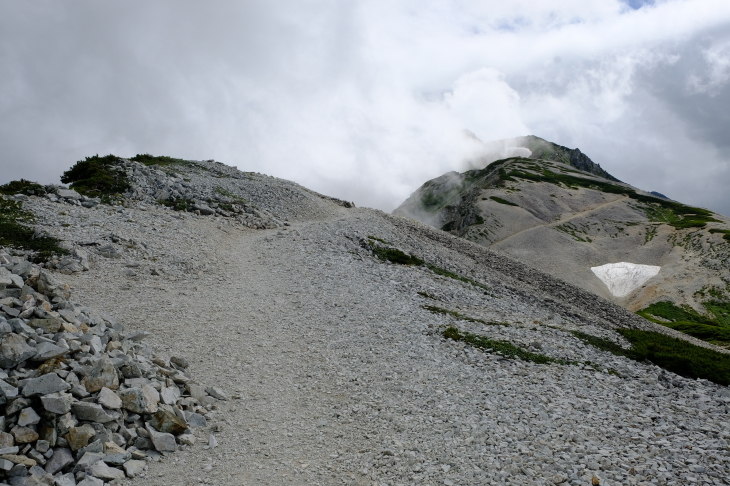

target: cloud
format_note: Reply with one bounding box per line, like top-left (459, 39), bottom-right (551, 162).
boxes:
top-left (0, 0), bottom-right (729, 215)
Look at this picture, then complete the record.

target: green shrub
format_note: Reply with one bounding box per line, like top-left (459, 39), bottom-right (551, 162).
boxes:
top-left (0, 198), bottom-right (68, 262)
top-left (0, 179), bottom-right (46, 196)
top-left (443, 326), bottom-right (572, 365)
top-left (571, 328), bottom-right (730, 386)
top-left (489, 196), bottom-right (519, 207)
top-left (60, 155), bottom-right (129, 197)
top-left (368, 242), bottom-right (423, 266)
top-left (130, 154), bottom-right (187, 167)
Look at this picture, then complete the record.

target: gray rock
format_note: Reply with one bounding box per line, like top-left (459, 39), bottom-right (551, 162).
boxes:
top-left (86, 461), bottom-right (125, 480)
top-left (76, 477), bottom-right (103, 486)
top-left (51, 473), bottom-right (75, 486)
top-left (65, 425), bottom-right (95, 451)
top-left (81, 357), bottom-right (118, 393)
top-left (119, 386), bottom-right (159, 414)
top-left (145, 424), bottom-right (177, 453)
top-left (96, 246), bottom-right (121, 259)
top-left (184, 412), bottom-right (207, 428)
top-left (22, 374), bottom-right (71, 397)
top-left (186, 384), bottom-right (207, 401)
top-left (72, 452), bottom-right (103, 473)
top-left (70, 403), bottom-right (118, 423)
top-left (96, 388), bottom-right (121, 410)
top-left (17, 408), bottom-right (40, 427)
top-left (56, 190), bottom-right (81, 200)
top-left (159, 386), bottom-right (180, 405)
top-left (0, 379), bottom-right (19, 400)
top-left (27, 318), bottom-right (64, 334)
top-left (0, 458), bottom-right (12, 471)
top-left (122, 459), bottom-right (145, 478)
top-left (169, 356), bottom-right (189, 369)
top-left (0, 334), bottom-right (36, 368)
top-left (102, 453), bottom-right (130, 467)
top-left (40, 392), bottom-right (74, 415)
top-left (32, 342), bottom-right (68, 361)
top-left (205, 386), bottom-right (228, 400)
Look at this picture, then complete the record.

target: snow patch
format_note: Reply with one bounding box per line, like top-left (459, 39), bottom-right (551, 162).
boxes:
top-left (591, 262), bottom-right (660, 297)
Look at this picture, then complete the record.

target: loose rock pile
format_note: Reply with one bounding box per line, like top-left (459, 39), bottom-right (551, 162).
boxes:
top-left (0, 248), bottom-right (224, 485)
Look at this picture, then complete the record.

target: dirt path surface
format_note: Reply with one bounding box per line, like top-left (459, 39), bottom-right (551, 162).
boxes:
top-left (57, 207), bottom-right (730, 486)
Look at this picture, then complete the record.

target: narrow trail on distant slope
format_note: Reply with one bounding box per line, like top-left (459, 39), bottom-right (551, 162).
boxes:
top-left (489, 195), bottom-right (630, 248)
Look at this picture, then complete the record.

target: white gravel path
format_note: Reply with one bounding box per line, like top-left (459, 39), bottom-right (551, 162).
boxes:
top-left (46, 203), bottom-right (729, 486)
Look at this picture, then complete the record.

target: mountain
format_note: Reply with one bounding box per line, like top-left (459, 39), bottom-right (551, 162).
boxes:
top-left (1, 153), bottom-right (729, 484)
top-left (394, 136), bottom-right (730, 347)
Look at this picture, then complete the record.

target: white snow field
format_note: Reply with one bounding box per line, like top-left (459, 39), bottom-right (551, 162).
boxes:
top-left (591, 262), bottom-right (661, 297)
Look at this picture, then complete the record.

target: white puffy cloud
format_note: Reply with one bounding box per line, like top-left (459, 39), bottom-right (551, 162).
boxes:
top-left (0, 0), bottom-right (729, 214)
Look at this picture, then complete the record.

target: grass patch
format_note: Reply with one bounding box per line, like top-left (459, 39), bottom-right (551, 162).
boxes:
top-left (214, 186), bottom-right (247, 203)
top-left (367, 235), bottom-right (391, 245)
top-left (709, 228), bottom-right (730, 242)
top-left (489, 196), bottom-right (519, 207)
top-left (423, 305), bottom-right (504, 326)
top-left (61, 154), bottom-right (130, 198)
top-left (158, 196), bottom-right (194, 212)
top-left (0, 179), bottom-right (46, 196)
top-left (0, 198), bottom-right (68, 262)
top-left (637, 301), bottom-right (730, 345)
top-left (443, 327), bottom-right (572, 365)
top-left (571, 328), bottom-right (730, 386)
top-left (368, 241), bottom-right (423, 266)
top-left (130, 154), bottom-right (188, 167)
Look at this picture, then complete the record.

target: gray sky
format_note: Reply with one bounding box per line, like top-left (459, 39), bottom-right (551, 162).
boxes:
top-left (1, 0), bottom-right (730, 215)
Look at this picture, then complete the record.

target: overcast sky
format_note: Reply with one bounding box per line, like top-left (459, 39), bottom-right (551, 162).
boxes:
top-left (1, 1), bottom-right (730, 215)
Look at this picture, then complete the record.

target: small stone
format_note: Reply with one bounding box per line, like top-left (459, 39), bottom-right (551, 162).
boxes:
top-left (205, 386), bottom-right (228, 400)
top-left (119, 386), bottom-right (159, 414)
top-left (185, 412), bottom-right (207, 427)
top-left (124, 331), bottom-right (149, 342)
top-left (0, 453), bottom-right (36, 466)
top-left (206, 434), bottom-right (218, 449)
top-left (169, 356), bottom-right (189, 369)
top-left (17, 407), bottom-right (41, 426)
top-left (66, 425), bottom-right (95, 451)
top-left (73, 451), bottom-right (104, 472)
top-left (0, 432), bottom-right (14, 448)
top-left (87, 461), bottom-right (125, 480)
top-left (0, 447), bottom-right (19, 455)
top-left (77, 476), bottom-right (104, 486)
top-left (40, 391), bottom-right (75, 414)
top-left (27, 318), bottom-right (64, 333)
top-left (32, 342), bottom-right (68, 361)
top-left (159, 386), bottom-right (180, 405)
top-left (53, 473), bottom-right (76, 486)
top-left (71, 402), bottom-right (119, 423)
top-left (592, 476), bottom-right (601, 485)
top-left (145, 424), bottom-right (177, 452)
top-left (149, 408), bottom-right (188, 436)
top-left (0, 379), bottom-right (18, 400)
top-left (177, 433), bottom-right (195, 446)
top-left (11, 426), bottom-right (39, 444)
top-left (187, 384), bottom-right (206, 401)
top-left (0, 458), bottom-right (12, 471)
top-left (82, 357), bottom-right (119, 393)
top-left (123, 459), bottom-right (146, 478)
top-left (22, 373), bottom-right (71, 397)
top-left (97, 387), bottom-right (122, 409)
top-left (0, 333), bottom-right (36, 368)
top-left (34, 440), bottom-right (49, 454)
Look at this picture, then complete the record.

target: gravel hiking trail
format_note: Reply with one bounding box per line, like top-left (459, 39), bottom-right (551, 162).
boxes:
top-left (62, 207), bottom-right (730, 486)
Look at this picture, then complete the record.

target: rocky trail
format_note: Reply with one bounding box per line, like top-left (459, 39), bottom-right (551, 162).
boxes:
top-left (2, 156), bottom-right (729, 486)
top-left (58, 207), bottom-right (730, 486)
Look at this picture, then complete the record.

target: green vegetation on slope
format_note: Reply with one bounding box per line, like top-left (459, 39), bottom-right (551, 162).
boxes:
top-left (501, 165), bottom-right (718, 229)
top-left (444, 326), bottom-right (572, 365)
top-left (0, 180), bottom-right (47, 196)
top-left (0, 198), bottom-right (68, 262)
top-left (61, 155), bottom-right (130, 198)
top-left (572, 329), bottom-right (730, 386)
top-left (709, 228), bottom-right (730, 242)
top-left (637, 301), bottom-right (730, 346)
top-left (130, 154), bottom-right (189, 167)
top-left (489, 196), bottom-right (519, 207)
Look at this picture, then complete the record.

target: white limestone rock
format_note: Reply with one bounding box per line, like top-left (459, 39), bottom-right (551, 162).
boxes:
top-left (591, 262), bottom-right (660, 297)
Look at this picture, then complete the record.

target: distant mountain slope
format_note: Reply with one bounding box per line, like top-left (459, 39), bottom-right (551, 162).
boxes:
top-left (394, 136), bottom-right (730, 347)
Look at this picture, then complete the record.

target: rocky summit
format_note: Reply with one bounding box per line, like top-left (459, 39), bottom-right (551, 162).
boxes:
top-left (394, 136), bottom-right (730, 350)
top-left (0, 153), bottom-right (729, 485)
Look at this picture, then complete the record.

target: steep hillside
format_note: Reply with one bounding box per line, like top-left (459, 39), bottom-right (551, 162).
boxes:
top-left (394, 137), bottom-right (730, 348)
top-left (1, 153), bottom-right (729, 484)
